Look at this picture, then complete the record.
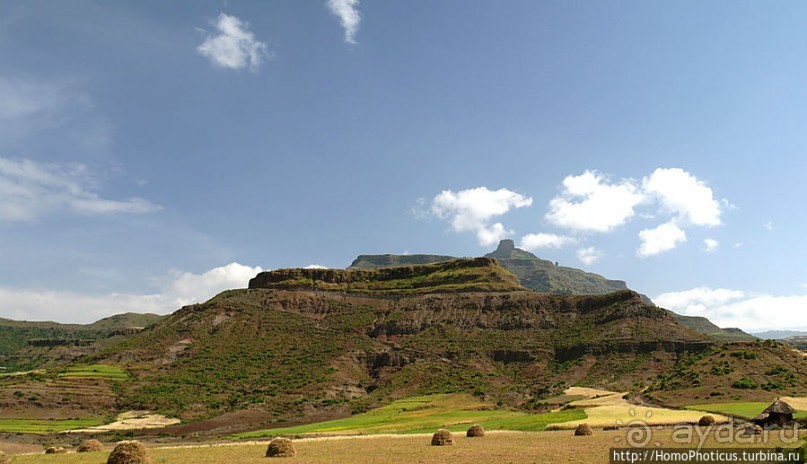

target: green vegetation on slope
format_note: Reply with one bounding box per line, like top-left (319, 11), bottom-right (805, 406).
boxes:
top-left (58, 364), bottom-right (129, 381)
top-left (236, 393), bottom-right (586, 438)
top-left (684, 402), bottom-right (807, 420)
top-left (0, 417), bottom-right (104, 434)
top-left (0, 313), bottom-right (163, 372)
top-left (648, 340), bottom-right (807, 405)
top-left (249, 257), bottom-right (525, 294)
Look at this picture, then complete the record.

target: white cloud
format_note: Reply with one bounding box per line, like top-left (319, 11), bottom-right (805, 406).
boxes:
top-left (764, 222), bottom-right (774, 231)
top-left (197, 13), bottom-right (269, 71)
top-left (576, 246), bottom-right (602, 265)
top-left (546, 170), bottom-right (644, 232)
top-left (0, 263), bottom-right (263, 324)
top-left (655, 287), bottom-right (807, 332)
top-left (703, 238), bottom-right (719, 252)
top-left (637, 221), bottom-right (687, 257)
top-left (327, 0), bottom-right (361, 44)
top-left (304, 264), bottom-right (328, 269)
top-left (642, 168), bottom-right (721, 227)
top-left (430, 187), bottom-right (533, 246)
top-left (0, 157), bottom-right (161, 222)
top-left (0, 75), bottom-right (110, 153)
top-left (520, 233), bottom-right (576, 251)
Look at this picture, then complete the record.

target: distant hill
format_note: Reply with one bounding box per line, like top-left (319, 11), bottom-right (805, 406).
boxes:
top-left (782, 335), bottom-right (807, 350)
top-left (484, 240), bottom-right (628, 295)
top-left (667, 314), bottom-right (756, 342)
top-left (348, 240), bottom-right (754, 342)
top-left (0, 312), bottom-right (163, 372)
top-left (752, 330), bottom-right (807, 340)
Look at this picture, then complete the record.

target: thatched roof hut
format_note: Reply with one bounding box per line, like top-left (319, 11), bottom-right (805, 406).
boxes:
top-left (753, 399), bottom-right (796, 427)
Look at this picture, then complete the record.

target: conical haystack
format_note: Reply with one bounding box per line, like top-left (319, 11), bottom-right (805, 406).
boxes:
top-left (574, 423), bottom-right (593, 436)
top-left (698, 415), bottom-right (716, 426)
top-left (78, 439), bottom-right (104, 452)
top-left (431, 429), bottom-right (454, 446)
top-left (466, 424), bottom-right (485, 437)
top-left (265, 438), bottom-right (296, 458)
top-left (107, 440), bottom-right (151, 464)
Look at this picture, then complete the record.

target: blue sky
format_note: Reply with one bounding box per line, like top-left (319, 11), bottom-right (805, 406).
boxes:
top-left (1, 1), bottom-right (806, 331)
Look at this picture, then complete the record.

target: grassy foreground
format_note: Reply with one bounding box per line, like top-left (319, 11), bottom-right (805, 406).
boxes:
top-left (9, 430), bottom-right (806, 464)
top-left (236, 394), bottom-right (585, 438)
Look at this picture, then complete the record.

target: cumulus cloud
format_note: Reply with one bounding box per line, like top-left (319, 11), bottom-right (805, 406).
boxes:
top-left (576, 246), bottom-right (603, 265)
top-left (520, 233), bottom-right (576, 251)
top-left (637, 221), bottom-right (687, 257)
top-left (0, 263), bottom-right (263, 324)
top-left (642, 168), bottom-right (721, 226)
top-left (546, 170), bottom-right (644, 233)
top-left (197, 13), bottom-right (269, 71)
top-left (304, 264), bottom-right (328, 269)
top-left (327, 0), bottom-right (361, 44)
top-left (703, 238), bottom-right (719, 252)
top-left (655, 287), bottom-right (807, 332)
top-left (430, 187), bottom-right (533, 246)
top-left (0, 157), bottom-right (160, 222)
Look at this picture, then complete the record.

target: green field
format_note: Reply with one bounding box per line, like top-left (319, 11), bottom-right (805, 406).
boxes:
top-left (0, 417), bottom-right (104, 434)
top-left (236, 393), bottom-right (586, 438)
top-left (57, 364), bottom-right (129, 381)
top-left (685, 402), bottom-right (807, 420)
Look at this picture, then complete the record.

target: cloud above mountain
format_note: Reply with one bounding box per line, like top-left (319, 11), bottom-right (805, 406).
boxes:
top-left (655, 287), bottom-right (807, 332)
top-left (429, 187), bottom-right (533, 246)
top-left (0, 262), bottom-right (263, 324)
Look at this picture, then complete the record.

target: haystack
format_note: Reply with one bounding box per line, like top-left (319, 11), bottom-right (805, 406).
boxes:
top-left (0, 451), bottom-right (10, 464)
top-left (45, 446), bottom-right (67, 454)
top-left (466, 425), bottom-right (485, 437)
top-left (698, 415), bottom-right (716, 426)
top-left (574, 423), bottom-right (593, 436)
top-left (107, 440), bottom-right (151, 464)
top-left (431, 429), bottom-right (454, 446)
top-left (78, 439), bottom-right (104, 452)
top-left (265, 438), bottom-right (296, 458)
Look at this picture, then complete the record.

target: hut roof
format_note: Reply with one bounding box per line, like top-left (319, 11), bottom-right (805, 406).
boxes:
top-left (762, 399), bottom-right (796, 415)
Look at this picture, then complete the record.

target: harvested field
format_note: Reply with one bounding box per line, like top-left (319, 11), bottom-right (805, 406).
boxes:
top-left (6, 429), bottom-right (806, 464)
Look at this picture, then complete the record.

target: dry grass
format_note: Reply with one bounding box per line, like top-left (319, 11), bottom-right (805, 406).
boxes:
top-left (8, 430), bottom-right (805, 464)
top-left (553, 387), bottom-right (729, 429)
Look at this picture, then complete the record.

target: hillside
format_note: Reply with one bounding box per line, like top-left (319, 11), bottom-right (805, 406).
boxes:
top-left (348, 240), bottom-right (754, 341)
top-left (0, 313), bottom-right (163, 372)
top-left (3, 260), bottom-right (803, 436)
top-left (667, 313), bottom-right (756, 342)
top-left (81, 259), bottom-right (718, 432)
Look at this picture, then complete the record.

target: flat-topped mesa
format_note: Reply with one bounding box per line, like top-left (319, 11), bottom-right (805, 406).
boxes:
top-left (248, 257), bottom-right (525, 294)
